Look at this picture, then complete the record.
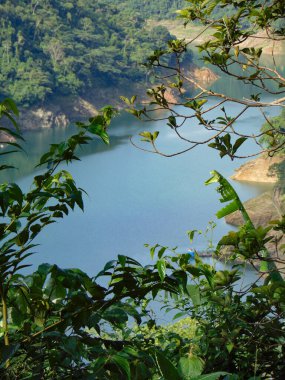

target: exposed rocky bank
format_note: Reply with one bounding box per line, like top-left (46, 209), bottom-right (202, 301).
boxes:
top-left (227, 155), bottom-right (284, 227)
top-left (225, 190), bottom-right (283, 227)
top-left (17, 86), bottom-right (129, 131)
top-left (9, 65), bottom-right (218, 132)
top-left (226, 156), bottom-right (285, 256)
top-left (231, 155), bottom-right (284, 183)
top-left (190, 67), bottom-right (219, 85)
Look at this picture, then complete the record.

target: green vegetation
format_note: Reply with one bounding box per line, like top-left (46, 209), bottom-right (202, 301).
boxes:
top-left (0, 0), bottom-right (285, 379)
top-left (0, 0), bottom-right (175, 107)
top-left (261, 109), bottom-right (285, 188)
top-left (261, 109), bottom-right (285, 155)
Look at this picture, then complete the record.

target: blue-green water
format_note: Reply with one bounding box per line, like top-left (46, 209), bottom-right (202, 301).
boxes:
top-left (1, 95), bottom-right (279, 276)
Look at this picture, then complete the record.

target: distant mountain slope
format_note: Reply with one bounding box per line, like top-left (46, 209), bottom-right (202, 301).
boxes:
top-left (0, 0), bottom-right (175, 107)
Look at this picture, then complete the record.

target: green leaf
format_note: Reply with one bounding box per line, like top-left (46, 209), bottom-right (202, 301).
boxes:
top-left (155, 350), bottom-right (181, 380)
top-left (37, 263), bottom-right (52, 277)
top-left (216, 201), bottom-right (239, 219)
top-left (157, 259), bottom-right (166, 281)
top-left (226, 342), bottom-right (234, 353)
top-left (178, 356), bottom-right (204, 379)
top-left (187, 229), bottom-right (202, 243)
top-left (87, 118), bottom-right (110, 145)
top-left (90, 357), bottom-right (106, 374)
top-left (15, 229), bottom-right (29, 246)
top-left (111, 355), bottom-right (131, 380)
top-left (184, 101), bottom-right (196, 109)
top-left (139, 131), bottom-right (152, 141)
top-left (173, 311), bottom-right (187, 320)
top-left (196, 99), bottom-right (208, 107)
top-left (48, 281), bottom-right (66, 302)
top-left (153, 131), bottom-right (159, 141)
top-left (187, 285), bottom-right (201, 306)
top-left (222, 134), bottom-right (231, 149)
top-left (157, 246), bottom-right (167, 259)
top-left (203, 0), bottom-right (220, 15)
top-left (118, 255), bottom-right (126, 267)
top-left (150, 243), bottom-right (159, 260)
top-left (120, 96), bottom-right (130, 105)
top-left (99, 130), bottom-right (110, 145)
top-left (30, 223), bottom-right (42, 238)
top-left (3, 98), bottom-right (19, 117)
top-left (168, 115), bottom-right (177, 127)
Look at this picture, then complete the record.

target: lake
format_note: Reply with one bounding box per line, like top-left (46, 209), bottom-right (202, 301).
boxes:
top-left (0, 78), bottom-right (281, 276)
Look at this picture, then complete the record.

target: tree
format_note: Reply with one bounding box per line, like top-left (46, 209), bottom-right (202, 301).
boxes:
top-left (126, 0), bottom-right (285, 159)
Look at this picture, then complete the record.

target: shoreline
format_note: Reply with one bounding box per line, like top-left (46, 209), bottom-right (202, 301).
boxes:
top-left (2, 64), bottom-right (218, 135)
top-left (231, 155), bottom-right (283, 184)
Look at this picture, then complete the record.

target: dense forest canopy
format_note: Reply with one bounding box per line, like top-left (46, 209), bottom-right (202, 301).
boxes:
top-left (0, 0), bottom-right (178, 107)
top-left (4, 0), bottom-right (276, 109)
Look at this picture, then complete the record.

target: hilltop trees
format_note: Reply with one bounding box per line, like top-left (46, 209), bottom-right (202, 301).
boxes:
top-left (0, 0), bottom-right (175, 107)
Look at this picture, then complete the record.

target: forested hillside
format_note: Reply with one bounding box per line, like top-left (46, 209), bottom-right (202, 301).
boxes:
top-left (0, 0), bottom-right (176, 107)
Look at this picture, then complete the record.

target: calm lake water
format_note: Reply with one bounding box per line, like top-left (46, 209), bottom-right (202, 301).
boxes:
top-left (1, 78), bottom-right (281, 276)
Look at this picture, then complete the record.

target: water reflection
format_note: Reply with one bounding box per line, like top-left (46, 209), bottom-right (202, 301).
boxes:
top-left (0, 126), bottom-right (131, 183)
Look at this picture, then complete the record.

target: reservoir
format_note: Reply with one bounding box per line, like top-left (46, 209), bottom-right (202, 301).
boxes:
top-left (0, 83), bottom-right (281, 276)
